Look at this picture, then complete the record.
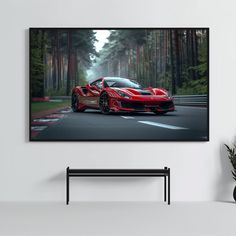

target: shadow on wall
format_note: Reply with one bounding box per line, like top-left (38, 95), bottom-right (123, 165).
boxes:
top-left (215, 142), bottom-right (235, 201)
top-left (48, 171), bottom-right (161, 184)
top-left (48, 171), bottom-right (65, 182)
top-left (47, 170), bottom-right (163, 201)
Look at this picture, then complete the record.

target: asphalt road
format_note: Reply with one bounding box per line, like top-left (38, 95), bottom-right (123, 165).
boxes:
top-left (34, 106), bottom-right (208, 141)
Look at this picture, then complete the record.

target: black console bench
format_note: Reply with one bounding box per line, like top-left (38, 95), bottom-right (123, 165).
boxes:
top-left (66, 167), bottom-right (170, 205)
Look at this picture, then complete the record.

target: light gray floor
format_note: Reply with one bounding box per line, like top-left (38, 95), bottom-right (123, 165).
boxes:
top-left (0, 202), bottom-right (235, 236)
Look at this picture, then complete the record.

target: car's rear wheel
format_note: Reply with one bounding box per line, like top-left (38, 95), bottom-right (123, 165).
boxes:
top-left (99, 93), bottom-right (110, 114)
top-left (71, 93), bottom-right (85, 112)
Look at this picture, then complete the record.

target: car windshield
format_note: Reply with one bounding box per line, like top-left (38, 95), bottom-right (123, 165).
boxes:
top-left (104, 78), bottom-right (143, 89)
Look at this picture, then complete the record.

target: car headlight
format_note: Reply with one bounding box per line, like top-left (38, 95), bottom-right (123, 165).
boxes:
top-left (116, 90), bottom-right (131, 99)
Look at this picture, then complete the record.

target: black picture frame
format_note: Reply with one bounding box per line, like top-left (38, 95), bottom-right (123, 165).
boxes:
top-left (29, 27), bottom-right (209, 142)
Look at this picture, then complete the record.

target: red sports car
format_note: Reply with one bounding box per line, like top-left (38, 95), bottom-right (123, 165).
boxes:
top-left (71, 77), bottom-right (175, 114)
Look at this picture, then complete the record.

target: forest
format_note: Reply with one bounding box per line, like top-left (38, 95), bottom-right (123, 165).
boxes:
top-left (30, 29), bottom-right (97, 97)
top-left (30, 28), bottom-right (208, 97)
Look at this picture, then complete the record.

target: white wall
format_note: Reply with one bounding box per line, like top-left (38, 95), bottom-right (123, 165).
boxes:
top-left (0, 0), bottom-right (236, 202)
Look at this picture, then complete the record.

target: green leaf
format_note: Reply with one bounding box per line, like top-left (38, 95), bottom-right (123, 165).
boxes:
top-left (225, 143), bottom-right (236, 181)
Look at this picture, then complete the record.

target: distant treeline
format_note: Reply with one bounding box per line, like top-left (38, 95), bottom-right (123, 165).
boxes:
top-left (30, 29), bottom-right (208, 98)
top-left (30, 29), bottom-right (97, 97)
top-left (91, 29), bottom-right (208, 95)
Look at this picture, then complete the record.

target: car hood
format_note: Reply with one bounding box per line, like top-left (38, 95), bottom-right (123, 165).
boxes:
top-left (112, 87), bottom-right (153, 96)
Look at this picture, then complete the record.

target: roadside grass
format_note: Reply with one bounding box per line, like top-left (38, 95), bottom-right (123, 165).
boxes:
top-left (31, 100), bottom-right (70, 114)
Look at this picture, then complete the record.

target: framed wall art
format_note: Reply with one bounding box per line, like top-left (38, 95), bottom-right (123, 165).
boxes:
top-left (30, 28), bottom-right (209, 141)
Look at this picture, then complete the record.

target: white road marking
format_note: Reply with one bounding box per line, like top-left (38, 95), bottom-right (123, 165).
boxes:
top-left (60, 109), bottom-right (72, 113)
top-left (31, 126), bottom-right (48, 131)
top-left (33, 119), bottom-right (59, 122)
top-left (46, 114), bottom-right (65, 118)
top-left (138, 121), bottom-right (188, 130)
top-left (121, 116), bottom-right (135, 119)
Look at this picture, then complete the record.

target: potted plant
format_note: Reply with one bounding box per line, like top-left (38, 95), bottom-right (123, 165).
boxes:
top-left (225, 144), bottom-right (236, 201)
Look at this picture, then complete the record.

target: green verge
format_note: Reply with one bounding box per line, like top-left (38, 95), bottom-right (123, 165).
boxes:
top-left (31, 100), bottom-right (70, 114)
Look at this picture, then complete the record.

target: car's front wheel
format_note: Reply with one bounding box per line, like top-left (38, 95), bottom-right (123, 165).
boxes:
top-left (71, 93), bottom-right (85, 112)
top-left (99, 93), bottom-right (110, 115)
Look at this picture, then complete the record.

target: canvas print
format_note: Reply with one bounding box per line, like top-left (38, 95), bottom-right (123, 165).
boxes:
top-left (30, 28), bottom-right (209, 141)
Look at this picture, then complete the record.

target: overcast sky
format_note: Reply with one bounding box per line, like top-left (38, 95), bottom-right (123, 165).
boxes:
top-left (94, 30), bottom-right (110, 52)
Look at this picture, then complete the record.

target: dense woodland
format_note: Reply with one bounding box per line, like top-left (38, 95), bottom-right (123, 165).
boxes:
top-left (30, 29), bottom-right (208, 97)
top-left (30, 29), bottom-right (97, 97)
top-left (92, 29), bottom-right (208, 95)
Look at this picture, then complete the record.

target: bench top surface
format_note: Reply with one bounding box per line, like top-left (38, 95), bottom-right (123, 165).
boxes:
top-left (68, 168), bottom-right (169, 174)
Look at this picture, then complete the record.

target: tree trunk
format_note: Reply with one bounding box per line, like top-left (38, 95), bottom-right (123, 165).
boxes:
top-left (186, 30), bottom-right (194, 81)
top-left (40, 29), bottom-right (45, 97)
top-left (170, 30), bottom-right (176, 95)
top-left (174, 30), bottom-right (181, 87)
top-left (66, 31), bottom-right (72, 96)
top-left (56, 30), bottom-right (61, 91)
top-left (51, 32), bottom-right (57, 91)
top-left (193, 30), bottom-right (199, 79)
top-left (191, 30), bottom-right (197, 80)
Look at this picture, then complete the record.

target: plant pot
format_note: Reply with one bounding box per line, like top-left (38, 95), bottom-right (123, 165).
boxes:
top-left (233, 186), bottom-right (236, 202)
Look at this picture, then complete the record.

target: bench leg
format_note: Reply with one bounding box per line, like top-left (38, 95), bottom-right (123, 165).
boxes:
top-left (168, 168), bottom-right (170, 205)
top-left (164, 175), bottom-right (166, 202)
top-left (66, 167), bottom-right (69, 205)
top-left (164, 167), bottom-right (167, 202)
